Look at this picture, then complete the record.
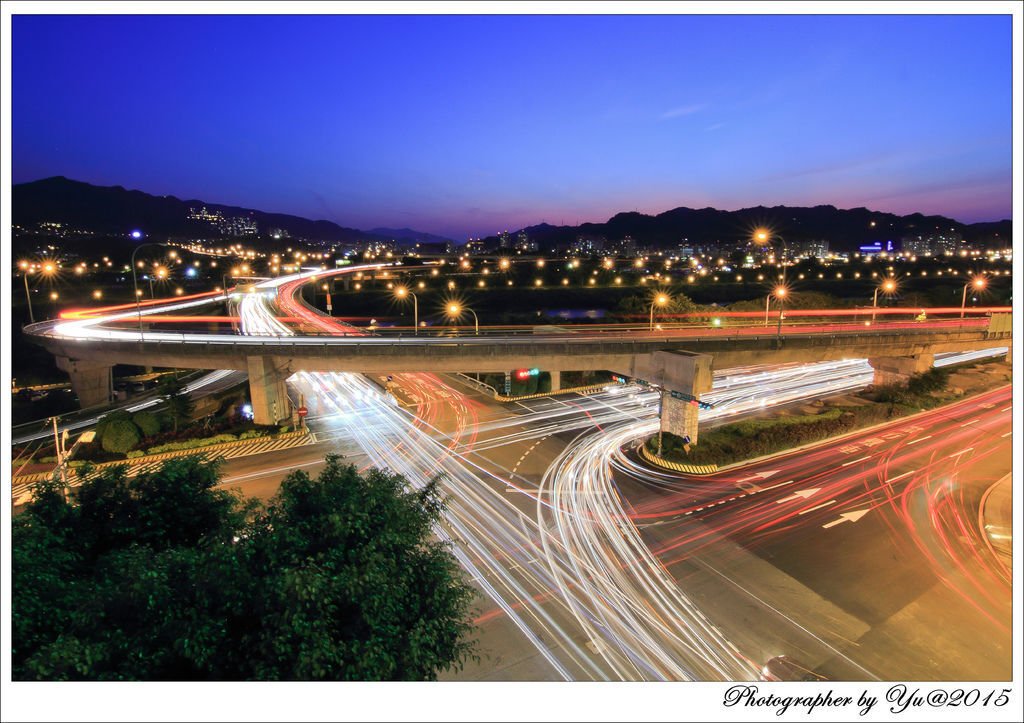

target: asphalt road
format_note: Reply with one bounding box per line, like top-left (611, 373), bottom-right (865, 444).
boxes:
top-left (619, 386), bottom-right (1012, 681)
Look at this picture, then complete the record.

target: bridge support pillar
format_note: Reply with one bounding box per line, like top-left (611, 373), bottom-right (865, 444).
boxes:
top-left (549, 371), bottom-right (561, 392)
top-left (655, 352), bottom-right (714, 446)
top-left (247, 356), bottom-right (291, 425)
top-left (1006, 347), bottom-right (1012, 364)
top-left (56, 356), bottom-right (112, 408)
top-left (868, 353), bottom-right (934, 387)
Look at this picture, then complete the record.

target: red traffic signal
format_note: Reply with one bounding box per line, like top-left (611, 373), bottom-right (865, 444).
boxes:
top-left (513, 368), bottom-right (540, 381)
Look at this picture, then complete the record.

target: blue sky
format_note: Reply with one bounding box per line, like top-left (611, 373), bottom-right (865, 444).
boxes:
top-left (12, 14), bottom-right (1012, 238)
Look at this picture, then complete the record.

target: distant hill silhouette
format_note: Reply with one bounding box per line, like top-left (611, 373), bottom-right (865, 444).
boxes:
top-left (367, 227), bottom-right (454, 245)
top-left (495, 205), bottom-right (1010, 254)
top-left (11, 177), bottom-right (412, 244)
top-left (12, 176), bottom-right (1009, 253)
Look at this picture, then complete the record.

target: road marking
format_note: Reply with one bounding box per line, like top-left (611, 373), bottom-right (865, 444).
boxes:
top-left (1000, 406), bottom-right (1012, 413)
top-left (948, 447), bottom-right (974, 459)
top-left (1001, 431), bottom-right (1011, 438)
top-left (758, 479), bottom-right (795, 493)
top-left (960, 418), bottom-right (981, 427)
top-left (776, 488), bottom-right (821, 504)
top-left (798, 499), bottom-right (837, 515)
top-left (841, 456), bottom-right (871, 467)
top-left (736, 470), bottom-right (781, 484)
top-left (822, 508), bottom-right (870, 529)
top-left (906, 435), bottom-right (931, 445)
top-left (887, 469), bottom-right (917, 483)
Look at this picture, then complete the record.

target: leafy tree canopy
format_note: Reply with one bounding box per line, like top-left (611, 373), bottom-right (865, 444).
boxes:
top-left (13, 455), bottom-right (477, 681)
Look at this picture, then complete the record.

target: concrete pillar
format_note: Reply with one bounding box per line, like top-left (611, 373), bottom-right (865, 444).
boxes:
top-left (653, 351), bottom-right (714, 445)
top-left (868, 353), bottom-right (934, 387)
top-left (660, 392), bottom-right (702, 445)
top-left (549, 370), bottom-right (561, 392)
top-left (56, 356), bottom-right (113, 408)
top-left (1005, 347), bottom-right (1012, 364)
top-left (247, 356), bottom-right (291, 425)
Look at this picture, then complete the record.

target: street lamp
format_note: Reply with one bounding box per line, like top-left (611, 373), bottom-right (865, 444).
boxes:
top-left (765, 286), bottom-right (788, 326)
top-left (19, 261), bottom-right (35, 324)
top-left (650, 293), bottom-right (670, 330)
top-left (395, 286), bottom-right (419, 334)
top-left (961, 276), bottom-right (986, 318)
top-left (772, 286), bottom-right (788, 336)
top-left (872, 278), bottom-right (897, 322)
top-left (752, 228), bottom-right (788, 269)
top-left (446, 302), bottom-right (479, 335)
top-left (130, 241), bottom-right (163, 338)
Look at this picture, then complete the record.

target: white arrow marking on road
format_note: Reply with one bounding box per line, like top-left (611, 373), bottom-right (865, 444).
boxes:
top-left (822, 509), bottom-right (870, 529)
top-left (736, 470), bottom-right (781, 485)
top-left (776, 488), bottom-right (821, 504)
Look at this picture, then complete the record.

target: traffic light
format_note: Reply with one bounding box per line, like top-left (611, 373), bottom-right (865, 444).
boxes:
top-left (611, 374), bottom-right (628, 384)
top-left (514, 368), bottom-right (540, 381)
top-left (698, 400), bottom-right (714, 411)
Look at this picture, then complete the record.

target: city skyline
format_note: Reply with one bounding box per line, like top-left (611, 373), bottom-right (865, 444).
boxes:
top-left (12, 14), bottom-right (1013, 238)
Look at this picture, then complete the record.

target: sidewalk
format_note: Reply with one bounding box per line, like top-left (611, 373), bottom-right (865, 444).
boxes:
top-left (12, 430), bottom-right (315, 506)
top-left (981, 473), bottom-right (1012, 572)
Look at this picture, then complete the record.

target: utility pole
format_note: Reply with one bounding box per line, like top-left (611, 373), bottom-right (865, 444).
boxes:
top-left (51, 417), bottom-right (66, 498)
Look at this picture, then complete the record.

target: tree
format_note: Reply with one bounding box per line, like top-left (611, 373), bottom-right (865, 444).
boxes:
top-left (131, 410), bottom-right (162, 437)
top-left (100, 418), bottom-right (141, 454)
top-left (13, 455), bottom-right (477, 681)
top-left (157, 372), bottom-right (195, 432)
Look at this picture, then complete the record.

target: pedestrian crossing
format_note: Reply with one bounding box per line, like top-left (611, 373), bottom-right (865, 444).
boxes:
top-left (12, 432), bottom-right (316, 506)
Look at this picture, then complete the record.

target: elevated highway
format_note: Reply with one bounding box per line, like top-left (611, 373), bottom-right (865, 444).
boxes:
top-left (24, 265), bottom-right (1012, 439)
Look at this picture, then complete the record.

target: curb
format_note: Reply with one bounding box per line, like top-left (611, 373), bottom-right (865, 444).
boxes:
top-left (495, 383), bottom-right (612, 403)
top-left (13, 429), bottom-right (311, 486)
top-left (709, 383), bottom-right (1012, 474)
top-left (639, 445), bottom-right (719, 475)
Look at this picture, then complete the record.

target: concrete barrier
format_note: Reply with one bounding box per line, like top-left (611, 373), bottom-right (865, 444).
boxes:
top-left (639, 445), bottom-right (718, 475)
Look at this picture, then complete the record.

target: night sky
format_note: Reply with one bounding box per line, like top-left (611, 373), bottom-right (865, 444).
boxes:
top-left (12, 14), bottom-right (1012, 238)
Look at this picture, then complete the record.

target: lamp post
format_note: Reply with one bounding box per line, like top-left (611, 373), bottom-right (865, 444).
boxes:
top-left (130, 242), bottom-right (162, 338)
top-left (395, 286), bottom-right (418, 334)
top-left (773, 286), bottom-right (787, 338)
top-left (19, 263), bottom-right (35, 324)
top-left (447, 302), bottom-right (479, 335)
top-left (753, 230), bottom-right (790, 339)
top-left (961, 276), bottom-right (986, 318)
top-left (872, 278), bottom-right (897, 322)
top-left (649, 293), bottom-right (670, 330)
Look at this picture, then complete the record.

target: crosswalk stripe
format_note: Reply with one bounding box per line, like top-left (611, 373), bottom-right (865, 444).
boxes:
top-left (13, 433), bottom-right (315, 503)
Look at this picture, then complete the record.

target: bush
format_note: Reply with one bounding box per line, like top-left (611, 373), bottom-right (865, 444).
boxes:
top-left (142, 434), bottom-right (237, 456)
top-left (131, 411), bottom-right (162, 437)
top-left (100, 419), bottom-right (141, 455)
top-left (95, 410), bottom-right (132, 440)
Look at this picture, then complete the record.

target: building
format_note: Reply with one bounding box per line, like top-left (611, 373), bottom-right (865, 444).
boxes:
top-left (901, 232), bottom-right (961, 256)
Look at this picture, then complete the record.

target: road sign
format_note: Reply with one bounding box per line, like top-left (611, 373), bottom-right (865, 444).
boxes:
top-left (297, 406), bottom-right (308, 418)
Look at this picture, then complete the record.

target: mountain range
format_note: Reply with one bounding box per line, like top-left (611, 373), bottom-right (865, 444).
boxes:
top-left (12, 177), bottom-right (453, 247)
top-left (13, 176), bottom-right (1011, 254)
top-left (483, 207), bottom-right (1010, 254)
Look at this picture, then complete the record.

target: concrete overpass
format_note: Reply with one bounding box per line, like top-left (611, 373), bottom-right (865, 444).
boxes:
top-left (28, 315), bottom-right (1012, 442)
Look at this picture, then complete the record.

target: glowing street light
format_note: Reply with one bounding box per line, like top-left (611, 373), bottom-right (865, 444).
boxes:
top-left (764, 285), bottom-right (787, 326)
top-left (19, 260), bottom-right (36, 324)
top-left (650, 292), bottom-right (670, 330)
top-left (446, 302), bottom-right (479, 335)
top-left (872, 278), bottom-right (897, 322)
top-left (395, 286), bottom-right (419, 334)
top-left (961, 276), bottom-right (986, 318)
top-left (129, 241), bottom-right (164, 338)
